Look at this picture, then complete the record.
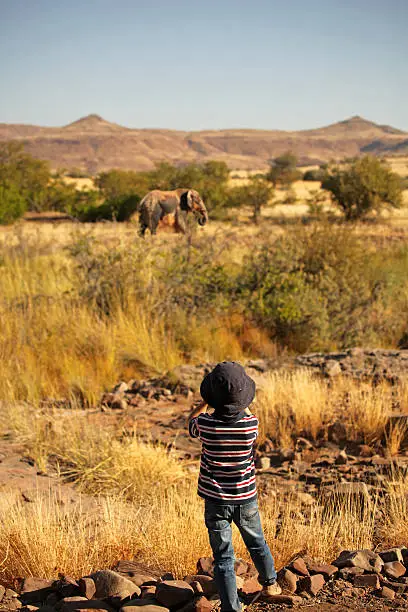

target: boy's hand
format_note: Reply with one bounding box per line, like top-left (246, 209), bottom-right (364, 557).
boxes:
top-left (186, 399), bottom-right (208, 427)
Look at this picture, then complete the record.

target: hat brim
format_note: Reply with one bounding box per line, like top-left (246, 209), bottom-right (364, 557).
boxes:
top-left (200, 372), bottom-right (256, 412)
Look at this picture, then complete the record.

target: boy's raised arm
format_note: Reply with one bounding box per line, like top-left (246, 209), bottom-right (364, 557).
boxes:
top-left (186, 399), bottom-right (208, 427)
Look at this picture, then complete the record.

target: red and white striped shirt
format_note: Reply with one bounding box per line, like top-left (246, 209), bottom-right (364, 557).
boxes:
top-left (189, 412), bottom-right (258, 504)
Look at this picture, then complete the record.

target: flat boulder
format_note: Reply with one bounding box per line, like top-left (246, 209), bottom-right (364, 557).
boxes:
top-left (155, 581), bottom-right (194, 608)
top-left (90, 570), bottom-right (141, 600)
top-left (333, 550), bottom-right (383, 573)
top-left (121, 604), bottom-right (169, 612)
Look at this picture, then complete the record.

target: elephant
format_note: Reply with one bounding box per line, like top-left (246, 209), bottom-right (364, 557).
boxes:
top-left (137, 188), bottom-right (208, 236)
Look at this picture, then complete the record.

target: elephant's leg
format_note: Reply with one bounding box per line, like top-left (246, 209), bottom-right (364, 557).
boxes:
top-left (139, 222), bottom-right (148, 237)
top-left (175, 208), bottom-right (188, 234)
top-left (150, 204), bottom-right (163, 235)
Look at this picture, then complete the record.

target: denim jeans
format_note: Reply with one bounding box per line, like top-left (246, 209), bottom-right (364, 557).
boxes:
top-left (204, 498), bottom-right (277, 612)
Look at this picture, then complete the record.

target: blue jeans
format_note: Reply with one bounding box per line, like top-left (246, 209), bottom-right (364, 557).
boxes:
top-left (204, 498), bottom-right (277, 612)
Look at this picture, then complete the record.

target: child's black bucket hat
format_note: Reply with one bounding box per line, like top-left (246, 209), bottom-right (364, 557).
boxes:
top-left (200, 361), bottom-right (256, 421)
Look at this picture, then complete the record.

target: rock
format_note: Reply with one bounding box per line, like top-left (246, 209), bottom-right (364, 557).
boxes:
top-left (155, 581), bottom-right (194, 608)
top-left (53, 577), bottom-right (80, 599)
top-left (123, 576), bottom-right (157, 588)
top-left (328, 421), bottom-right (348, 444)
top-left (240, 577), bottom-right (262, 595)
top-left (333, 550), bottom-right (383, 574)
top-left (0, 585), bottom-right (5, 602)
top-left (20, 578), bottom-right (55, 604)
top-left (45, 593), bottom-right (60, 607)
top-left (160, 574), bottom-right (175, 582)
top-left (183, 576), bottom-right (217, 598)
top-left (234, 559), bottom-right (248, 576)
top-left (259, 594), bottom-right (302, 605)
top-left (340, 567), bottom-right (364, 579)
top-left (176, 596), bottom-right (213, 612)
top-left (298, 574), bottom-right (325, 596)
top-left (113, 382), bottom-right (129, 394)
top-left (306, 563), bottom-right (338, 579)
top-left (78, 579), bottom-right (96, 600)
top-left (383, 561), bottom-right (406, 579)
top-left (256, 456), bottom-right (270, 470)
top-left (353, 574), bottom-right (380, 589)
top-left (295, 437), bottom-right (314, 451)
top-left (379, 586), bottom-right (396, 600)
top-left (324, 360), bottom-right (342, 378)
top-left (189, 583), bottom-right (203, 595)
top-left (121, 604), bottom-right (169, 612)
top-left (290, 558), bottom-right (309, 576)
top-left (140, 587), bottom-right (156, 599)
top-left (380, 548), bottom-right (404, 563)
top-left (62, 603), bottom-right (115, 612)
top-left (335, 450), bottom-right (348, 465)
top-left (56, 596), bottom-right (88, 612)
top-left (90, 570), bottom-right (141, 600)
top-left (111, 396), bottom-right (128, 410)
top-left (196, 558), bottom-right (214, 577)
top-left (277, 569), bottom-right (298, 593)
top-left (235, 577), bottom-right (244, 590)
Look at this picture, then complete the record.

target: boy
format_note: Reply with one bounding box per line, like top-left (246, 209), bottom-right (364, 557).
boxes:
top-left (187, 361), bottom-right (281, 612)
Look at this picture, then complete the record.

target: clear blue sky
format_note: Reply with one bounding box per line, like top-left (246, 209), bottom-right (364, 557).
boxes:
top-left (0, 0), bottom-right (407, 131)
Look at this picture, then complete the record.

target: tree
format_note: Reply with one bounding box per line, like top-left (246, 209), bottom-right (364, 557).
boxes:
top-left (0, 142), bottom-right (51, 211)
top-left (228, 177), bottom-right (274, 224)
top-left (267, 151), bottom-right (302, 188)
top-left (0, 182), bottom-right (26, 224)
top-left (322, 156), bottom-right (403, 221)
top-left (95, 169), bottom-right (150, 201)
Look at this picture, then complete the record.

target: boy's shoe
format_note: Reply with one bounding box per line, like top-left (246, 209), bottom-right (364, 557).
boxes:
top-left (250, 583), bottom-right (282, 603)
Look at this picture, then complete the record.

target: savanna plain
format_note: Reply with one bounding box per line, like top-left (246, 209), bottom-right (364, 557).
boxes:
top-left (1, 163), bottom-right (408, 611)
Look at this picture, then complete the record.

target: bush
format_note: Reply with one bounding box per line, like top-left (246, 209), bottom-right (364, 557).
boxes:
top-left (240, 223), bottom-right (383, 351)
top-left (322, 156), bottom-right (403, 221)
top-left (267, 152), bottom-right (302, 188)
top-left (0, 182), bottom-right (27, 224)
top-left (303, 167), bottom-right (327, 181)
top-left (76, 194), bottom-right (141, 222)
top-left (227, 177), bottom-right (274, 223)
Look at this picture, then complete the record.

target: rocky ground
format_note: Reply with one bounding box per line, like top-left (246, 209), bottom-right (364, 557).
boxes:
top-left (2, 548), bottom-right (408, 612)
top-left (2, 349), bottom-right (408, 610)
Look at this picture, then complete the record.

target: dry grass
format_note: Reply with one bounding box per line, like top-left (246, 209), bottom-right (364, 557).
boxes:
top-left (0, 404), bottom-right (407, 583)
top-left (256, 370), bottom-right (401, 447)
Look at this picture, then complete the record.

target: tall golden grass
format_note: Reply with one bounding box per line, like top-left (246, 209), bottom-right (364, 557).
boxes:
top-left (0, 404), bottom-right (407, 584)
top-left (256, 370), bottom-right (406, 447)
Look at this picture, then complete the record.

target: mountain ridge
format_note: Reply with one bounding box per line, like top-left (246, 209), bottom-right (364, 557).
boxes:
top-left (0, 115), bottom-right (406, 172)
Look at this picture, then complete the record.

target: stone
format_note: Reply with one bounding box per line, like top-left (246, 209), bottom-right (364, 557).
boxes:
top-left (196, 558), bottom-right (214, 577)
top-left (335, 450), bottom-right (348, 465)
top-left (176, 596), bottom-right (213, 612)
top-left (125, 576), bottom-right (157, 588)
top-left (295, 437), bottom-right (314, 451)
top-left (379, 586), bottom-right (396, 600)
top-left (113, 382), bottom-right (129, 394)
top-left (290, 557), bottom-right (310, 576)
top-left (353, 574), bottom-right (380, 589)
top-left (140, 587), bottom-right (156, 599)
top-left (183, 576), bottom-right (217, 598)
top-left (340, 567), bottom-right (364, 578)
top-left (306, 563), bottom-right (338, 579)
top-left (90, 570), bottom-right (141, 600)
top-left (45, 593), bottom-right (60, 606)
top-left (240, 577), bottom-right (262, 595)
top-left (380, 548), bottom-right (404, 563)
top-left (155, 581), bottom-right (194, 608)
top-left (111, 396), bottom-right (128, 410)
top-left (277, 569), bottom-right (298, 593)
top-left (324, 360), bottom-right (342, 377)
top-left (383, 561), bottom-right (406, 579)
top-left (190, 583), bottom-right (203, 595)
top-left (53, 577), bottom-right (80, 599)
top-left (333, 549), bottom-right (383, 573)
top-left (57, 596), bottom-right (88, 612)
top-left (298, 574), bottom-right (325, 596)
top-left (259, 594), bottom-right (302, 605)
top-left (234, 559), bottom-right (248, 576)
top-left (121, 604), bottom-right (169, 612)
top-left (0, 585), bottom-right (5, 601)
top-left (328, 421), bottom-right (347, 444)
top-left (20, 579), bottom-right (55, 604)
top-left (62, 603), bottom-right (115, 612)
top-left (78, 579), bottom-right (96, 600)
top-left (256, 456), bottom-right (270, 470)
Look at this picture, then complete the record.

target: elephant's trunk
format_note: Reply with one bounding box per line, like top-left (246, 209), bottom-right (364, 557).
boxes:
top-left (197, 206), bottom-right (208, 226)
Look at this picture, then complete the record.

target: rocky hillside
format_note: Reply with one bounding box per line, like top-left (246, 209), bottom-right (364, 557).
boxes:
top-left (0, 114), bottom-right (406, 173)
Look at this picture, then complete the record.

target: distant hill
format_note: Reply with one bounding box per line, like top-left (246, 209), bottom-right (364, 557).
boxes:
top-left (0, 114), bottom-right (406, 173)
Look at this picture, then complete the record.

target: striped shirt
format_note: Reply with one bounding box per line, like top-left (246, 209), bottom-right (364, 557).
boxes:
top-left (189, 412), bottom-right (258, 504)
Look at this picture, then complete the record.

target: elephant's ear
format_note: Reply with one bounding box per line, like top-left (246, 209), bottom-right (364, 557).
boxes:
top-left (179, 190), bottom-right (192, 211)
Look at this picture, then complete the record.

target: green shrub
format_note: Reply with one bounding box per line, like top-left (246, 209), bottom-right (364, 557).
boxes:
top-left (303, 168), bottom-right (326, 181)
top-left (322, 156), bottom-right (403, 221)
top-left (267, 152), bottom-right (302, 188)
top-left (0, 182), bottom-right (27, 224)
